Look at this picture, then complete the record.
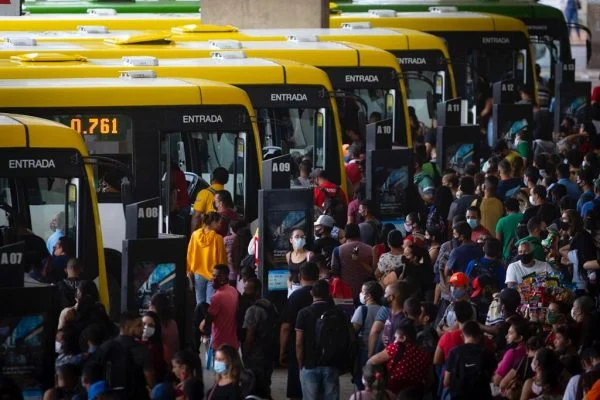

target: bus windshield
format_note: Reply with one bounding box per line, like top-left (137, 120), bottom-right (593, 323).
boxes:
top-left (257, 107), bottom-right (326, 186)
top-left (0, 174), bottom-right (80, 273)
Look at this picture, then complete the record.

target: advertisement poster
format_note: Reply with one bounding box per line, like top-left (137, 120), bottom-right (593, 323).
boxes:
top-left (446, 143), bottom-right (475, 175)
top-left (133, 262), bottom-right (175, 315)
top-left (266, 210), bottom-right (307, 266)
top-left (373, 165), bottom-right (409, 218)
top-left (0, 315), bottom-right (45, 400)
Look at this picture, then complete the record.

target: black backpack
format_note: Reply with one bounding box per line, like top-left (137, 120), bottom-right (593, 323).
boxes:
top-left (97, 338), bottom-right (142, 399)
top-left (253, 301), bottom-right (279, 348)
top-left (312, 305), bottom-right (357, 373)
top-left (448, 345), bottom-right (490, 398)
top-left (319, 186), bottom-right (347, 229)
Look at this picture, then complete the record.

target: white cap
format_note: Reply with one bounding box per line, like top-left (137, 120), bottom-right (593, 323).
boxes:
top-left (315, 215), bottom-right (335, 228)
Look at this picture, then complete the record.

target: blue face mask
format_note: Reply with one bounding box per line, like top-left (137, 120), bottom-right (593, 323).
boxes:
top-left (451, 287), bottom-right (466, 300)
top-left (214, 360), bottom-right (227, 374)
top-left (466, 218), bottom-right (478, 229)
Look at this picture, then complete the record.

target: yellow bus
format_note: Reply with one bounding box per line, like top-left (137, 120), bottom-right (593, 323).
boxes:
top-left (0, 76), bottom-right (261, 299)
top-left (0, 12), bottom-right (199, 30)
top-left (330, 10), bottom-right (538, 116)
top-left (1, 26), bottom-right (455, 131)
top-left (0, 113), bottom-right (109, 309)
top-left (0, 38), bottom-right (412, 147)
top-left (0, 55), bottom-right (346, 190)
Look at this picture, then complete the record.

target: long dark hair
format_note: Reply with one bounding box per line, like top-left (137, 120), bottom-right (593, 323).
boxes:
top-left (143, 311), bottom-right (163, 348)
top-left (150, 292), bottom-right (174, 324)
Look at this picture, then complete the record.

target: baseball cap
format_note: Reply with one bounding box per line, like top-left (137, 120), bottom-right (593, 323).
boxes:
top-left (471, 275), bottom-right (495, 298)
top-left (448, 272), bottom-right (469, 287)
top-left (315, 214), bottom-right (335, 228)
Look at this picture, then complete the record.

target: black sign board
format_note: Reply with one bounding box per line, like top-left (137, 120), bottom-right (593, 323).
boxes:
top-left (436, 125), bottom-right (481, 175)
top-left (554, 81), bottom-right (591, 133)
top-left (242, 85), bottom-right (331, 108)
top-left (437, 98), bottom-right (462, 127)
top-left (322, 67), bottom-right (398, 89)
top-left (491, 104), bottom-right (533, 147)
top-left (262, 153), bottom-right (292, 190)
top-left (0, 286), bottom-right (59, 399)
top-left (493, 79), bottom-right (519, 105)
top-left (555, 59), bottom-right (576, 88)
top-left (125, 197), bottom-right (160, 240)
top-left (258, 188), bottom-right (313, 302)
top-left (160, 106), bottom-right (251, 132)
top-left (366, 118), bottom-right (393, 151)
top-left (0, 241), bottom-right (24, 288)
top-left (121, 236), bottom-right (187, 346)
top-left (393, 50), bottom-right (445, 72)
top-left (0, 148), bottom-right (84, 178)
top-left (366, 148), bottom-right (413, 221)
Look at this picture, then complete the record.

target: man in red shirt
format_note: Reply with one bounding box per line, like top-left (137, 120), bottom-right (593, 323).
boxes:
top-left (344, 143), bottom-right (363, 187)
top-left (313, 169), bottom-right (348, 210)
top-left (466, 206), bottom-right (492, 242)
top-left (200, 264), bottom-right (239, 351)
top-left (434, 300), bottom-right (494, 366)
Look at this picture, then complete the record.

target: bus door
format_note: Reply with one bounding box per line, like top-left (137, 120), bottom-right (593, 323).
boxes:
top-left (323, 67), bottom-right (402, 145)
top-left (243, 86), bottom-right (337, 187)
top-left (160, 129), bottom-right (249, 234)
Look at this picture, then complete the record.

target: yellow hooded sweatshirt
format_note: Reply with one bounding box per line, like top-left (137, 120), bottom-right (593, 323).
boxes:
top-left (187, 227), bottom-right (227, 280)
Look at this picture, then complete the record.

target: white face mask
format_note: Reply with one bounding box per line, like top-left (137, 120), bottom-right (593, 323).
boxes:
top-left (529, 195), bottom-right (536, 205)
top-left (456, 190), bottom-right (463, 199)
top-left (55, 341), bottom-right (63, 354)
top-left (359, 293), bottom-right (367, 305)
top-left (142, 326), bottom-right (155, 340)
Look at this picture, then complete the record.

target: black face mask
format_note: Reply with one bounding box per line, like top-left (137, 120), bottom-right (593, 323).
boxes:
top-left (381, 295), bottom-right (391, 306)
top-left (519, 253), bottom-right (534, 265)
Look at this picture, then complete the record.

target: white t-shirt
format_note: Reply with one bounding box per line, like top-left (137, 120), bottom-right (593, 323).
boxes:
top-left (377, 252), bottom-right (404, 275)
top-left (505, 259), bottom-right (553, 284)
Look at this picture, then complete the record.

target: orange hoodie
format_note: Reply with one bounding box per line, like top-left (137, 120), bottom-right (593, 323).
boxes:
top-left (187, 228), bottom-right (227, 280)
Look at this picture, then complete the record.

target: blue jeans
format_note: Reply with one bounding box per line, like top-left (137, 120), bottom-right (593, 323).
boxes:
top-left (300, 366), bottom-right (340, 400)
top-left (194, 274), bottom-right (213, 305)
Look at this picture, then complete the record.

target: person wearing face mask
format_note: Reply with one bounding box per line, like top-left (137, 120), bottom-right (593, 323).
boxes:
top-left (447, 176), bottom-right (477, 227)
top-left (313, 215), bottom-right (340, 267)
top-left (199, 264), bottom-right (239, 354)
top-left (514, 216), bottom-right (547, 262)
top-left (520, 348), bottom-right (565, 399)
top-left (522, 185), bottom-right (560, 227)
top-left (445, 222), bottom-right (484, 276)
top-left (139, 311), bottom-right (166, 383)
top-left (351, 281), bottom-right (385, 390)
top-left (576, 168), bottom-right (596, 214)
top-left (563, 344), bottom-right (600, 400)
top-left (286, 228), bottom-right (314, 298)
top-left (465, 206), bottom-right (491, 242)
top-left (505, 241), bottom-right (553, 288)
top-left (368, 321), bottom-right (432, 396)
top-left (206, 344), bottom-right (243, 399)
top-left (437, 273), bottom-right (478, 335)
top-left (358, 200), bottom-right (381, 246)
top-left (492, 319), bottom-right (530, 389)
top-left (368, 281), bottom-right (415, 358)
top-left (97, 312), bottom-right (155, 399)
top-left (570, 296), bottom-right (600, 354)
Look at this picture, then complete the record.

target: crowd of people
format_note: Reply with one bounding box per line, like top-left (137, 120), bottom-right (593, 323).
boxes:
top-left (5, 85), bottom-right (600, 400)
